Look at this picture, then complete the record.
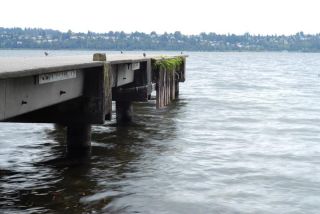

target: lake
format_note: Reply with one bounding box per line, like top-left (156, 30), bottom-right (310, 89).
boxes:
top-left (1, 51), bottom-right (320, 213)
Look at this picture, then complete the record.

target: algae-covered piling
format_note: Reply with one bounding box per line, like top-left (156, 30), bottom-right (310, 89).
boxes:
top-left (152, 56), bottom-right (186, 108)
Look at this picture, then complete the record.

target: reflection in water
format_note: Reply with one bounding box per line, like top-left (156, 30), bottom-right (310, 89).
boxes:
top-left (2, 52), bottom-right (320, 213)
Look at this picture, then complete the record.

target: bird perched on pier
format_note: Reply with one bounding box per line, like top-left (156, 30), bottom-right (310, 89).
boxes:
top-left (44, 52), bottom-right (49, 56)
top-left (143, 53), bottom-right (146, 57)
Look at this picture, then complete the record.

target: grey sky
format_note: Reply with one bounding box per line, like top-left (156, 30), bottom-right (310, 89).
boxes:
top-left (0, 0), bottom-right (319, 35)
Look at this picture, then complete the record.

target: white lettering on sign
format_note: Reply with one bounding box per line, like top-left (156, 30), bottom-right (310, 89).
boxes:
top-left (132, 62), bottom-right (140, 70)
top-left (38, 70), bottom-right (77, 84)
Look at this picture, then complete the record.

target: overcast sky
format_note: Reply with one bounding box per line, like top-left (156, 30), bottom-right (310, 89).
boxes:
top-left (0, 0), bottom-right (319, 35)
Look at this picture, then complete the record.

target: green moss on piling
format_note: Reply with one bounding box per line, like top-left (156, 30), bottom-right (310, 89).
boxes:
top-left (153, 56), bottom-right (184, 72)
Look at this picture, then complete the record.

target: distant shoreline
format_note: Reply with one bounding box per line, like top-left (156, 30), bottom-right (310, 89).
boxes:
top-left (1, 48), bottom-right (320, 54)
top-left (1, 27), bottom-right (320, 52)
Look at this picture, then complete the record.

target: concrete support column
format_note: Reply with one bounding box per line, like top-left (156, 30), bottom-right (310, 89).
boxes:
top-left (66, 123), bottom-right (91, 156)
top-left (116, 101), bottom-right (133, 124)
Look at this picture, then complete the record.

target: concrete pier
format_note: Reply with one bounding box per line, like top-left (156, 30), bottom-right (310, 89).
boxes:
top-left (0, 53), bottom-right (187, 155)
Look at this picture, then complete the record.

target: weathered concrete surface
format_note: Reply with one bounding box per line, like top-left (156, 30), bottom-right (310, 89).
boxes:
top-left (4, 71), bottom-right (84, 119)
top-left (0, 56), bottom-right (102, 79)
top-left (0, 54), bottom-right (187, 79)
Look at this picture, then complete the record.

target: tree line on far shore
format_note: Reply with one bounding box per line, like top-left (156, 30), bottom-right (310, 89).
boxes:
top-left (1, 27), bottom-right (320, 52)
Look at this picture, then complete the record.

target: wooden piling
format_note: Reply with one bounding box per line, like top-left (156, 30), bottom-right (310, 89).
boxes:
top-left (155, 65), bottom-right (180, 109)
top-left (92, 53), bottom-right (112, 120)
top-left (172, 71), bottom-right (175, 100)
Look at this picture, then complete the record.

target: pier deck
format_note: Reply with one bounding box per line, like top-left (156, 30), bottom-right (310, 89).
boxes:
top-left (0, 55), bottom-right (161, 78)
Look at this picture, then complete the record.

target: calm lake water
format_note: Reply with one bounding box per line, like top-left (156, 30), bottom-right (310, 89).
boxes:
top-left (1, 51), bottom-right (320, 213)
